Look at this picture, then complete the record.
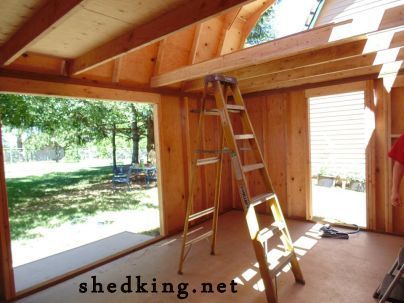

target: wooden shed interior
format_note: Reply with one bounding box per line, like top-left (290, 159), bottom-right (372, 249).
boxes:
top-left (0, 0), bottom-right (404, 302)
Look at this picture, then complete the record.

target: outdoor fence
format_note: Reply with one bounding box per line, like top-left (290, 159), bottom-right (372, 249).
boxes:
top-left (3, 147), bottom-right (148, 164)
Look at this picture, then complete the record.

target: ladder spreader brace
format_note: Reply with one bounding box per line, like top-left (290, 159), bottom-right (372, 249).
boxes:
top-left (178, 74), bottom-right (305, 303)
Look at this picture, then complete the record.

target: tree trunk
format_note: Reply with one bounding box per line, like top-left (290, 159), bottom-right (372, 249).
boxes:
top-left (112, 123), bottom-right (117, 170)
top-left (16, 131), bottom-right (24, 161)
top-left (146, 114), bottom-right (154, 152)
top-left (131, 104), bottom-right (139, 164)
top-left (132, 130), bottom-right (139, 164)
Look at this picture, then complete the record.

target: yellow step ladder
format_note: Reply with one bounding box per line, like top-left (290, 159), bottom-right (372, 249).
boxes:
top-left (178, 74), bottom-right (305, 303)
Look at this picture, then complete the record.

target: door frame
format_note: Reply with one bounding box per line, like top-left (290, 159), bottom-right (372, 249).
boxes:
top-left (0, 89), bottom-right (166, 300)
top-left (304, 81), bottom-right (375, 227)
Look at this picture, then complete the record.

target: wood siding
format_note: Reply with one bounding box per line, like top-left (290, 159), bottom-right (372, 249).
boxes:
top-left (309, 91), bottom-right (366, 179)
top-left (316, 0), bottom-right (404, 32)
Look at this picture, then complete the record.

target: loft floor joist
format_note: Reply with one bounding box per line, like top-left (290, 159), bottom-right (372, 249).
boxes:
top-left (151, 5), bottom-right (404, 94)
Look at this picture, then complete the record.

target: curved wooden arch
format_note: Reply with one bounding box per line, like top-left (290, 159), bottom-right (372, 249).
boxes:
top-left (218, 0), bottom-right (275, 55)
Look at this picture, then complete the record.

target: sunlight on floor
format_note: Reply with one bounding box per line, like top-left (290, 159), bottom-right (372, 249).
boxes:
top-left (233, 222), bottom-right (322, 294)
top-left (312, 185), bottom-right (366, 227)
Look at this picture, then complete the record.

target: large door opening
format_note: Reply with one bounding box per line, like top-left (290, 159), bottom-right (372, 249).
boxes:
top-left (1, 94), bottom-right (162, 292)
top-left (309, 91), bottom-right (367, 227)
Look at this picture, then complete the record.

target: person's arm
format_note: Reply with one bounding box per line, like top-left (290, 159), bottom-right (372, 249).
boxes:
top-left (391, 161), bottom-right (404, 206)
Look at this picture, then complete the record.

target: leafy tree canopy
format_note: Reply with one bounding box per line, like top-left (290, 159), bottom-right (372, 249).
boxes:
top-left (245, 0), bottom-right (282, 46)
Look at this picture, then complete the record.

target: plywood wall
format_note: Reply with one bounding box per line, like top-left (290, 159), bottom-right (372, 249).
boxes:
top-left (161, 91), bottom-right (309, 233)
top-left (161, 80), bottom-right (404, 235)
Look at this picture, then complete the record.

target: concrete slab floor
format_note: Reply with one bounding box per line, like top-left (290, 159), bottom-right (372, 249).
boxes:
top-left (15, 211), bottom-right (404, 303)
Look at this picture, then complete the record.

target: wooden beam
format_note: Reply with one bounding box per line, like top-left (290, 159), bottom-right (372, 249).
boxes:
top-left (218, 0), bottom-right (275, 55)
top-left (0, 73), bottom-right (161, 104)
top-left (0, 69), bottom-right (200, 99)
top-left (185, 28), bottom-right (404, 91)
top-left (151, 21), bottom-right (349, 87)
top-left (241, 65), bottom-right (404, 94)
top-left (151, 6), bottom-right (404, 87)
top-left (0, 0), bottom-right (86, 66)
top-left (238, 47), bottom-right (404, 93)
top-left (0, 127), bottom-right (15, 301)
top-left (68, 0), bottom-right (255, 75)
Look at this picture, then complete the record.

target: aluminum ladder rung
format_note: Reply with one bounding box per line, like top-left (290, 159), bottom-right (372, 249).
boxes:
top-left (250, 192), bottom-right (276, 207)
top-left (197, 157), bottom-right (220, 166)
top-left (185, 230), bottom-right (213, 246)
top-left (243, 163), bottom-right (265, 173)
top-left (189, 207), bottom-right (215, 222)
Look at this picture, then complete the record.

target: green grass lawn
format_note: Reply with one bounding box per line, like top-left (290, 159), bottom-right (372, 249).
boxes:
top-left (6, 166), bottom-right (159, 240)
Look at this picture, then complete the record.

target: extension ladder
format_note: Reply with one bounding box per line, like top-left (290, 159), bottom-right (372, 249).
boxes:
top-left (178, 74), bottom-right (305, 303)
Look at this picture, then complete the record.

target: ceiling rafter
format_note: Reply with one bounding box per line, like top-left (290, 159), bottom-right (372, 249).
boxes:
top-left (0, 0), bottom-right (86, 66)
top-left (68, 0), bottom-right (256, 76)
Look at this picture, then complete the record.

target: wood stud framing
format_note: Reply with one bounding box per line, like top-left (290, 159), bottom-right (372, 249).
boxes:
top-left (1, 0), bottom-right (404, 301)
top-left (68, 0), bottom-right (255, 75)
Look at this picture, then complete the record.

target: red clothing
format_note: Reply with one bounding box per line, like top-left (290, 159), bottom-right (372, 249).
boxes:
top-left (389, 134), bottom-right (404, 165)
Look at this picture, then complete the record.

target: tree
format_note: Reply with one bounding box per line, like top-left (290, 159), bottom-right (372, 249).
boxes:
top-left (128, 103), bottom-right (152, 164)
top-left (0, 94), bottom-right (154, 167)
top-left (245, 0), bottom-right (281, 46)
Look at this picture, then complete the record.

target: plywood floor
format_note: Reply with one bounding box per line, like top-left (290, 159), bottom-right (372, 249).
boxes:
top-left (14, 232), bottom-right (152, 292)
top-left (16, 211), bottom-right (404, 303)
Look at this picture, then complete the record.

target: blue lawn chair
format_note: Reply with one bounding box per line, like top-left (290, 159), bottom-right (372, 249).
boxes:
top-left (145, 167), bottom-right (157, 185)
top-left (112, 165), bottom-right (132, 190)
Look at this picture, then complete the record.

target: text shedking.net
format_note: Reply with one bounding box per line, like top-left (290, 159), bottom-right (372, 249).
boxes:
top-left (79, 275), bottom-right (239, 299)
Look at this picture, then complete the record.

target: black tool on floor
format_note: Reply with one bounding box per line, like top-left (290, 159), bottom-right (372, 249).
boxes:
top-left (374, 247), bottom-right (404, 303)
top-left (319, 224), bottom-right (360, 239)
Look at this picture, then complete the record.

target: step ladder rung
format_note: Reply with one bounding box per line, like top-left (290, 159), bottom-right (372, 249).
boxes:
top-left (242, 163), bottom-right (265, 173)
top-left (269, 251), bottom-right (293, 277)
top-left (250, 192), bottom-right (276, 207)
top-left (179, 74), bottom-right (305, 290)
top-left (257, 222), bottom-right (286, 243)
top-left (185, 230), bottom-right (213, 246)
top-left (234, 134), bottom-right (254, 140)
top-left (190, 109), bottom-right (219, 116)
top-left (239, 147), bottom-right (252, 152)
top-left (226, 104), bottom-right (245, 111)
top-left (191, 108), bottom-right (243, 115)
top-left (205, 74), bottom-right (237, 84)
top-left (197, 157), bottom-right (220, 166)
top-left (195, 148), bottom-right (230, 154)
top-left (189, 207), bottom-right (215, 221)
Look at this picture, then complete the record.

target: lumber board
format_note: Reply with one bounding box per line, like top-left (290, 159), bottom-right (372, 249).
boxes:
top-left (68, 0), bottom-right (255, 75)
top-left (365, 80), bottom-right (377, 230)
top-left (0, 0), bottom-right (86, 66)
top-left (218, 0), bottom-right (275, 55)
top-left (151, 5), bottom-right (404, 87)
top-left (374, 79), bottom-right (390, 231)
top-left (286, 91), bottom-right (309, 219)
top-left (184, 28), bottom-right (404, 91)
top-left (264, 94), bottom-right (288, 213)
top-left (151, 21), bottom-right (353, 87)
top-left (240, 62), bottom-right (404, 93)
top-left (158, 96), bottom-right (188, 234)
top-left (0, 74), bottom-right (161, 104)
top-left (238, 47), bottom-right (404, 93)
top-left (0, 127), bottom-right (15, 300)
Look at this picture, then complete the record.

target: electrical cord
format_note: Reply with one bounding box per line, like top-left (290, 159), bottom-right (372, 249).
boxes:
top-left (319, 224), bottom-right (360, 239)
